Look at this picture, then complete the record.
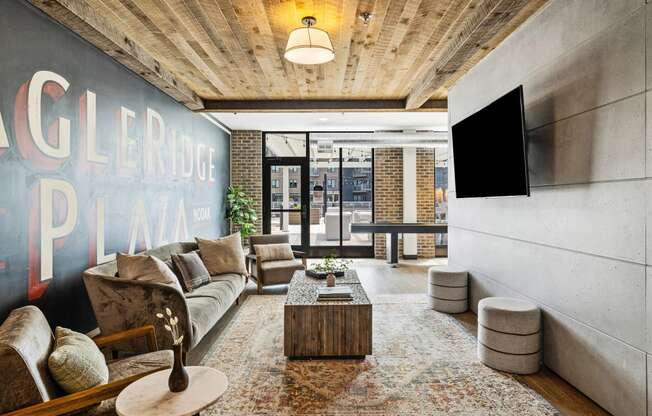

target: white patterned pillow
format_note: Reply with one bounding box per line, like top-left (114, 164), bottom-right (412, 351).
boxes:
top-left (48, 327), bottom-right (109, 393)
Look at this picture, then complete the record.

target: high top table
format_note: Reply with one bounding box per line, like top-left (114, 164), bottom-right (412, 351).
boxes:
top-left (351, 222), bottom-right (448, 265)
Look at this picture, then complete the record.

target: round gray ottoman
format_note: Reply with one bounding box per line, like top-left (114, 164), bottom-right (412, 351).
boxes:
top-left (478, 297), bottom-right (541, 374)
top-left (427, 265), bottom-right (468, 313)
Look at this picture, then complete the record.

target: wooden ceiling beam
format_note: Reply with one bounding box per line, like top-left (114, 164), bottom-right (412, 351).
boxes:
top-left (28, 0), bottom-right (204, 110)
top-left (201, 99), bottom-right (447, 112)
top-left (405, 0), bottom-right (537, 110)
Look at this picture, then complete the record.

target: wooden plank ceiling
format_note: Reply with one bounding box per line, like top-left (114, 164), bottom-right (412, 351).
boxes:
top-left (30, 0), bottom-right (548, 111)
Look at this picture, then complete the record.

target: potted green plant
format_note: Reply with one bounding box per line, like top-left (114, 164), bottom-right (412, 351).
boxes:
top-left (225, 186), bottom-right (257, 242)
top-left (308, 252), bottom-right (352, 286)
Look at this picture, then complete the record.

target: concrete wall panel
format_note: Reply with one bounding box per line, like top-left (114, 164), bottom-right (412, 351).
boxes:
top-left (449, 179), bottom-right (647, 264)
top-left (450, 227), bottom-right (646, 350)
top-left (528, 93), bottom-right (645, 186)
top-left (450, 1), bottom-right (644, 125)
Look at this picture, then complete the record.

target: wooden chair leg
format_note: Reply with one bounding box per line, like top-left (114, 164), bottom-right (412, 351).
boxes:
top-left (257, 278), bottom-right (263, 295)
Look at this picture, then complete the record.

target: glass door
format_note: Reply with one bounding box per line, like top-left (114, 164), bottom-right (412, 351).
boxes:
top-left (262, 133), bottom-right (309, 252)
top-left (263, 164), bottom-right (305, 247)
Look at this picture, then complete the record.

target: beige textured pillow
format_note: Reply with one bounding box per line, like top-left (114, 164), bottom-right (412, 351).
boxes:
top-left (116, 253), bottom-right (183, 292)
top-left (48, 327), bottom-right (109, 393)
top-left (254, 243), bottom-right (294, 262)
top-left (196, 233), bottom-right (247, 276)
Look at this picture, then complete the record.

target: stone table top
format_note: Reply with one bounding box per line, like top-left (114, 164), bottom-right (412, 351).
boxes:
top-left (116, 366), bottom-right (227, 416)
top-left (286, 269), bottom-right (370, 305)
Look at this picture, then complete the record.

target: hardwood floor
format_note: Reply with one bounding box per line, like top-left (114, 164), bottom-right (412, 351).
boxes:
top-left (192, 257), bottom-right (611, 416)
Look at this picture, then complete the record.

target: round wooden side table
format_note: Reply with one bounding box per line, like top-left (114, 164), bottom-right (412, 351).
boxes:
top-left (116, 366), bottom-right (228, 416)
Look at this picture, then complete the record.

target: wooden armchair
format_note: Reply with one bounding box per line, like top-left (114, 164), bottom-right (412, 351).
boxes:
top-left (0, 306), bottom-right (173, 416)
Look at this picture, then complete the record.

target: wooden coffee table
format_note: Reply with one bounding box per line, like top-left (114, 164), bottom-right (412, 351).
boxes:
top-left (284, 269), bottom-right (372, 359)
top-left (116, 366), bottom-right (227, 416)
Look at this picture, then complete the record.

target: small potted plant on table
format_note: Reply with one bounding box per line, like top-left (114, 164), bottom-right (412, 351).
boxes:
top-left (308, 253), bottom-right (352, 287)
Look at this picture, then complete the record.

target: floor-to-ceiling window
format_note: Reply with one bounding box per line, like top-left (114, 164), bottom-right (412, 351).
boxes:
top-left (341, 148), bottom-right (373, 246)
top-left (263, 132), bottom-right (374, 257)
top-left (435, 146), bottom-right (448, 252)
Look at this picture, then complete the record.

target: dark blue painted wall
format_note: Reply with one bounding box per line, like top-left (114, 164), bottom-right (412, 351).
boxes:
top-left (0, 1), bottom-right (230, 331)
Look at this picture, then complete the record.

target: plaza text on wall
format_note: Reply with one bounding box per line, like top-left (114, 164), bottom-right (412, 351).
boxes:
top-left (0, 1), bottom-right (230, 331)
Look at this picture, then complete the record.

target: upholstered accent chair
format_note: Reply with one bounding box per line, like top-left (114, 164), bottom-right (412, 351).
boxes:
top-left (0, 305), bottom-right (170, 416)
top-left (83, 242), bottom-right (246, 357)
top-left (247, 234), bottom-right (306, 294)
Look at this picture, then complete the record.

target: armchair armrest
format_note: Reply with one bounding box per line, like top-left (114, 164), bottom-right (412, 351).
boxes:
top-left (246, 253), bottom-right (257, 275)
top-left (293, 250), bottom-right (307, 267)
top-left (83, 274), bottom-right (192, 352)
top-left (1, 368), bottom-right (160, 416)
top-left (94, 325), bottom-right (158, 353)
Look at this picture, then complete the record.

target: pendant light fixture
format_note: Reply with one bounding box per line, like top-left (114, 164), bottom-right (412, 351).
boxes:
top-left (284, 16), bottom-right (335, 65)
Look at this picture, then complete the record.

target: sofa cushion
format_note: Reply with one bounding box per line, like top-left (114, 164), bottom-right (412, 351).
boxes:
top-left (107, 350), bottom-right (173, 382)
top-left (254, 243), bottom-right (294, 262)
top-left (116, 253), bottom-right (183, 292)
top-left (48, 327), bottom-right (109, 394)
top-left (187, 274), bottom-right (245, 301)
top-left (185, 277), bottom-right (245, 346)
top-left (209, 273), bottom-right (247, 293)
top-left (196, 233), bottom-right (247, 276)
top-left (260, 259), bottom-right (305, 285)
top-left (171, 251), bottom-right (211, 292)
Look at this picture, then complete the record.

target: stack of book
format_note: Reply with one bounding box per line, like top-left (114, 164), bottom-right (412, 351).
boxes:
top-left (317, 286), bottom-right (353, 301)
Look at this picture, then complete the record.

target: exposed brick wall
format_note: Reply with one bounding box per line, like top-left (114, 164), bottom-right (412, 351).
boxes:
top-left (417, 148), bottom-right (436, 257)
top-left (230, 130), bottom-right (262, 236)
top-left (374, 149), bottom-right (403, 259)
top-left (374, 148), bottom-right (436, 259)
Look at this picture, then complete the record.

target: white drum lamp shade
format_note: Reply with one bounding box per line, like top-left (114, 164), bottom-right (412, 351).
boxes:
top-left (284, 17), bottom-right (335, 65)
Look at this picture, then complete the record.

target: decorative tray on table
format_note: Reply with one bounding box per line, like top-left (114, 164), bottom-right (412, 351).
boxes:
top-left (305, 269), bottom-right (345, 279)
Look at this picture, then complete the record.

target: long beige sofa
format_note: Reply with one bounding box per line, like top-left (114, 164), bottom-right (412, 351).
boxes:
top-left (83, 242), bottom-right (246, 355)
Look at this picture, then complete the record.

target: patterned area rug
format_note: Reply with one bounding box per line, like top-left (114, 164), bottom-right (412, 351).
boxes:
top-left (201, 294), bottom-right (559, 416)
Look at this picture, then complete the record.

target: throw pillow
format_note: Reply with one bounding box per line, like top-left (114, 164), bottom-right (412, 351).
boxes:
top-left (196, 233), bottom-right (247, 276)
top-left (116, 253), bottom-right (183, 292)
top-left (48, 327), bottom-right (109, 393)
top-left (254, 243), bottom-right (295, 262)
top-left (171, 251), bottom-right (211, 292)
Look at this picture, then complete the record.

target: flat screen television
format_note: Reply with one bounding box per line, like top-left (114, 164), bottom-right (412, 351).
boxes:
top-left (451, 85), bottom-right (529, 198)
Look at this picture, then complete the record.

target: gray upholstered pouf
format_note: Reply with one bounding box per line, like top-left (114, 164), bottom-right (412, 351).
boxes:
top-left (427, 265), bottom-right (468, 313)
top-left (478, 297), bottom-right (541, 374)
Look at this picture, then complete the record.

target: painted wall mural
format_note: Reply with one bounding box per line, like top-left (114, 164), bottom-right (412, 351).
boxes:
top-left (0, 1), bottom-right (230, 331)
